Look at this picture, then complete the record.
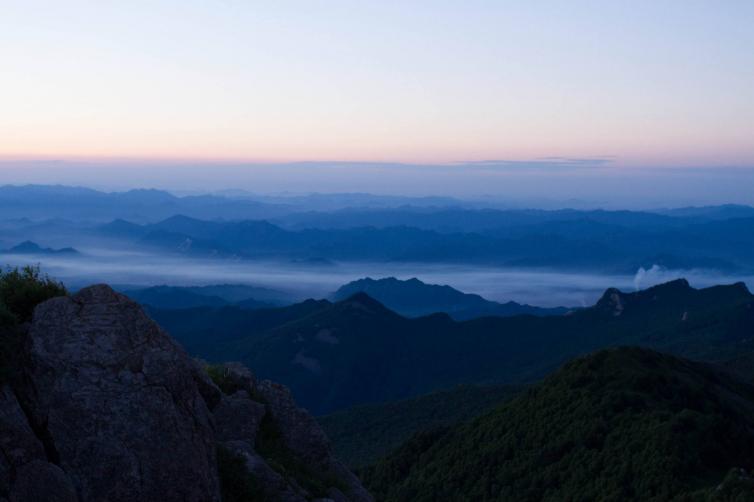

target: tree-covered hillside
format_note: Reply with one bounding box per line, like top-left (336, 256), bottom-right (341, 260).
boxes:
top-left (363, 347), bottom-right (754, 502)
top-left (318, 384), bottom-right (520, 468)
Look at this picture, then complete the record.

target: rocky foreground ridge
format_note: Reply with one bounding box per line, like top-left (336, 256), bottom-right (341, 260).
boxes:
top-left (0, 284), bottom-right (372, 502)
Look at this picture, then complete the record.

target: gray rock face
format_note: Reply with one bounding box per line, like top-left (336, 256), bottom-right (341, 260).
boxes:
top-left (0, 384), bottom-right (78, 502)
top-left (223, 440), bottom-right (307, 502)
top-left (9, 460), bottom-right (77, 502)
top-left (210, 363), bottom-right (373, 501)
top-left (0, 386), bottom-right (44, 474)
top-left (257, 380), bottom-right (333, 465)
top-left (20, 285), bottom-right (221, 502)
top-left (214, 391), bottom-right (267, 444)
top-left (1, 284), bottom-right (372, 502)
top-left (257, 381), bottom-right (374, 502)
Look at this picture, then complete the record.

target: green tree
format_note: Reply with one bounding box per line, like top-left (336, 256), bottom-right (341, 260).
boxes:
top-left (0, 265), bottom-right (67, 325)
top-left (0, 265), bottom-right (67, 383)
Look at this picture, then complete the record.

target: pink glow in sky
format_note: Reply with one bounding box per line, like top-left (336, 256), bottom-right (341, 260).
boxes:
top-left (1, 1), bottom-right (753, 167)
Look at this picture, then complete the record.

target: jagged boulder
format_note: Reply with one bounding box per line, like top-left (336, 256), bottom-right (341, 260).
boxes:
top-left (9, 460), bottom-right (77, 502)
top-left (0, 386), bottom-right (45, 485)
top-left (214, 391), bottom-right (267, 444)
top-left (223, 440), bottom-right (308, 502)
top-left (209, 362), bottom-right (373, 501)
top-left (18, 285), bottom-right (221, 502)
top-left (0, 385), bottom-right (77, 502)
top-left (257, 381), bottom-right (373, 502)
top-left (0, 284), bottom-right (372, 502)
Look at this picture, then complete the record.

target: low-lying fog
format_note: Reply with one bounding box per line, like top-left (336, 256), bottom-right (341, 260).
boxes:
top-left (2, 250), bottom-right (752, 308)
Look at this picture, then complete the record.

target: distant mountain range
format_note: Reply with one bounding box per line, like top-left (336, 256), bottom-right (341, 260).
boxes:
top-left (1, 240), bottom-right (79, 255)
top-left (363, 347), bottom-right (754, 501)
top-left (0, 184), bottom-right (470, 222)
top-left (151, 278), bottom-right (754, 414)
top-left (120, 284), bottom-right (293, 309)
top-left (91, 212), bottom-right (754, 272)
top-left (4, 185), bottom-right (754, 272)
top-left (332, 277), bottom-right (568, 319)
top-left (0, 184), bottom-right (287, 222)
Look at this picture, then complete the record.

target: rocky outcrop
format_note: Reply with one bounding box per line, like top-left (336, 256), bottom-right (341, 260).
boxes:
top-left (0, 284), bottom-right (371, 502)
top-left (14, 285), bottom-right (221, 501)
top-left (256, 380), bottom-right (373, 502)
top-left (0, 386), bottom-right (78, 502)
top-left (211, 363), bottom-right (373, 502)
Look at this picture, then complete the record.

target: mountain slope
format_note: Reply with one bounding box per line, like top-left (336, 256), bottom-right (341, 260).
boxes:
top-left (122, 285), bottom-right (230, 309)
top-left (148, 299), bottom-right (333, 359)
top-left (331, 277), bottom-right (568, 319)
top-left (363, 347), bottom-right (754, 501)
top-left (318, 384), bottom-right (520, 468)
top-left (120, 284), bottom-right (290, 310)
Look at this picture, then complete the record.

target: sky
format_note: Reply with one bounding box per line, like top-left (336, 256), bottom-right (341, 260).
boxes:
top-left (1, 1), bottom-right (753, 200)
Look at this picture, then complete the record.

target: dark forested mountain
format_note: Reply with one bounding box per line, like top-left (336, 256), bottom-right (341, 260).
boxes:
top-left (152, 279), bottom-right (754, 414)
top-left (147, 299), bottom-right (333, 360)
top-left (122, 286), bottom-right (231, 309)
top-left (332, 277), bottom-right (568, 319)
top-left (318, 384), bottom-right (520, 468)
top-left (363, 347), bottom-right (754, 501)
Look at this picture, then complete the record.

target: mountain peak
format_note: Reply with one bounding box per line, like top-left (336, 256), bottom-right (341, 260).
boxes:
top-left (598, 278), bottom-right (692, 304)
top-left (9, 240), bottom-right (42, 252)
top-left (332, 276), bottom-right (566, 320)
top-left (594, 278), bottom-right (754, 319)
top-left (645, 278), bottom-right (692, 293)
top-left (157, 214), bottom-right (204, 225)
top-left (7, 240), bottom-right (78, 255)
top-left (339, 292), bottom-right (392, 313)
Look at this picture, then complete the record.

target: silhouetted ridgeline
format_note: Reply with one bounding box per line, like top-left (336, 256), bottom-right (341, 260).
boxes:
top-left (153, 279), bottom-right (754, 414)
top-left (331, 277), bottom-right (568, 319)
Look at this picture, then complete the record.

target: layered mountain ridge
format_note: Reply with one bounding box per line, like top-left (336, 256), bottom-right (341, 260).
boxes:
top-left (154, 279), bottom-right (754, 414)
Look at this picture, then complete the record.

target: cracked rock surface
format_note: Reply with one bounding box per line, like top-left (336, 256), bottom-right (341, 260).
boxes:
top-left (0, 285), bottom-right (371, 502)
